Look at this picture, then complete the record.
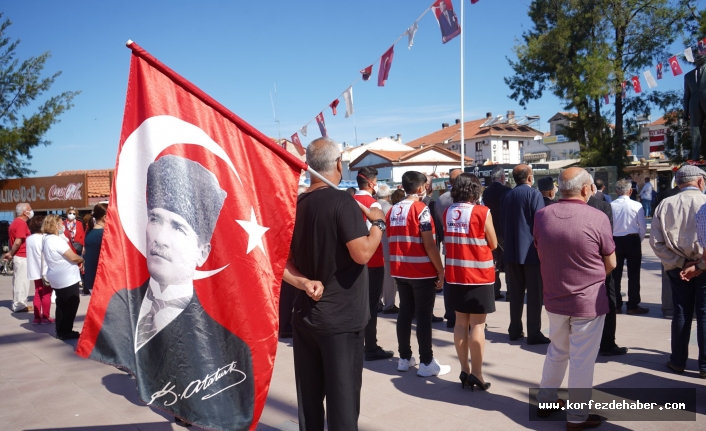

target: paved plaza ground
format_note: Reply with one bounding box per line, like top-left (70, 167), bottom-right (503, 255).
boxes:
top-left (1, 238), bottom-right (706, 431)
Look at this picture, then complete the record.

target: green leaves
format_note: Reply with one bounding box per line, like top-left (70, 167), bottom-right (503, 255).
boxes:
top-left (0, 14), bottom-right (80, 178)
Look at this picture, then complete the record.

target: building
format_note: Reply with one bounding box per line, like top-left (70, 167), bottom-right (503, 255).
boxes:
top-left (406, 112), bottom-right (543, 166)
top-left (348, 145), bottom-right (472, 183)
top-left (340, 135), bottom-right (408, 181)
top-left (521, 112), bottom-right (581, 163)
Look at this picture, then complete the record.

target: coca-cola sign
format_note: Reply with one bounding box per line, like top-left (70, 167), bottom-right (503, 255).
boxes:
top-left (0, 174), bottom-right (87, 211)
top-left (48, 183), bottom-right (83, 201)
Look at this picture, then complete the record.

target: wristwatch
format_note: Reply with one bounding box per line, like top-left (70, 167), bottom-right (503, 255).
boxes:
top-left (370, 219), bottom-right (386, 233)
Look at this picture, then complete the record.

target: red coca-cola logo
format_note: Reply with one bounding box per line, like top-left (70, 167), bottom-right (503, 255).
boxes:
top-left (48, 183), bottom-right (83, 201)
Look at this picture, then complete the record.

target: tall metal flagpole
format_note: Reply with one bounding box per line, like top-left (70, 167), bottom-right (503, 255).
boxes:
top-left (460, 0), bottom-right (465, 171)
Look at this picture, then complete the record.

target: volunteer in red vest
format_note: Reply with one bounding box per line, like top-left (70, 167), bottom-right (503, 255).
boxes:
top-left (386, 171), bottom-right (450, 377)
top-left (443, 173), bottom-right (497, 391)
top-left (355, 167), bottom-right (395, 361)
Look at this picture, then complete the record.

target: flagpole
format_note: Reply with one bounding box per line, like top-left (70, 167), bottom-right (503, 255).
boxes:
top-left (460, 0), bottom-right (465, 171)
top-left (307, 166), bottom-right (339, 189)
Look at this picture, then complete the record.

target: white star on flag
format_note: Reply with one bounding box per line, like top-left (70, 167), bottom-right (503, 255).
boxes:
top-left (236, 207), bottom-right (270, 255)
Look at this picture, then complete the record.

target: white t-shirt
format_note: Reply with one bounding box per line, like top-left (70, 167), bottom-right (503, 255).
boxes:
top-left (43, 234), bottom-right (81, 289)
top-left (26, 233), bottom-right (47, 281)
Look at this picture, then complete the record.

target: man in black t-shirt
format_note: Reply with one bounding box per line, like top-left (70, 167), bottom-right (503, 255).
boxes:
top-left (283, 137), bottom-right (385, 431)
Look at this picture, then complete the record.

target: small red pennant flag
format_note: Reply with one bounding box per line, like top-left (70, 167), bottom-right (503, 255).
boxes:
top-left (669, 56), bottom-right (683, 76)
top-left (330, 99), bottom-right (339, 116)
top-left (316, 112), bottom-right (327, 137)
top-left (621, 81), bottom-right (627, 99)
top-left (631, 76), bottom-right (642, 93)
top-left (291, 133), bottom-right (305, 156)
top-left (471, 0), bottom-right (480, 3)
top-left (360, 65), bottom-right (372, 81)
top-left (378, 46), bottom-right (395, 87)
top-left (699, 38), bottom-right (706, 56)
top-left (656, 62), bottom-right (663, 79)
top-left (603, 94), bottom-right (610, 104)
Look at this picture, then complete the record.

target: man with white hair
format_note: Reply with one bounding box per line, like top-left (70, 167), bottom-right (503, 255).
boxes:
top-left (651, 165), bottom-right (706, 378)
top-left (534, 167), bottom-right (616, 429)
top-left (3, 203), bottom-right (34, 312)
top-left (611, 179), bottom-right (648, 315)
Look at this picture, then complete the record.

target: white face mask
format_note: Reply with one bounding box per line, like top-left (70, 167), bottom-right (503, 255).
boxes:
top-left (67, 214), bottom-right (76, 221)
top-left (373, 185), bottom-right (379, 195)
top-left (25, 210), bottom-right (34, 219)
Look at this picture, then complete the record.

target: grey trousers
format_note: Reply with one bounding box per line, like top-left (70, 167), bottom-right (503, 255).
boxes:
top-left (380, 235), bottom-right (397, 310)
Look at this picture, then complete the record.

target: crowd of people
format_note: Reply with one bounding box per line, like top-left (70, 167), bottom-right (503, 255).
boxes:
top-left (281, 137), bottom-right (706, 431)
top-left (7, 202), bottom-right (107, 339)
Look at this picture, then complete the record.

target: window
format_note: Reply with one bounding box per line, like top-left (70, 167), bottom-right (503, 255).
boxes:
top-left (475, 142), bottom-right (483, 151)
top-left (475, 142), bottom-right (484, 164)
top-left (518, 141), bottom-right (524, 148)
top-left (502, 140), bottom-right (510, 163)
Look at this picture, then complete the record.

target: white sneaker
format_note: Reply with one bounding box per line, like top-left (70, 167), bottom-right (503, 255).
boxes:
top-left (417, 358), bottom-right (451, 377)
top-left (397, 356), bottom-right (417, 372)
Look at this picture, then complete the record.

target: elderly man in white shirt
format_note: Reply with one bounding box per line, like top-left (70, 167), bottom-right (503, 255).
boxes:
top-left (611, 179), bottom-right (648, 315)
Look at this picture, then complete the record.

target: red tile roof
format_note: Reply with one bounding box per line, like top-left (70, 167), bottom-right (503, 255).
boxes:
top-left (406, 118), bottom-right (542, 149)
top-left (350, 145), bottom-right (472, 169)
top-left (56, 169), bottom-right (113, 198)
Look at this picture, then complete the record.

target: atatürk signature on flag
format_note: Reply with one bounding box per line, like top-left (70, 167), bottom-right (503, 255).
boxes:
top-left (148, 360), bottom-right (247, 406)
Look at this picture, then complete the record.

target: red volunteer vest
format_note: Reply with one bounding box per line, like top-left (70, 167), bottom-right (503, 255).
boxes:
top-left (354, 192), bottom-right (384, 268)
top-left (443, 202), bottom-right (495, 285)
top-left (386, 200), bottom-right (437, 279)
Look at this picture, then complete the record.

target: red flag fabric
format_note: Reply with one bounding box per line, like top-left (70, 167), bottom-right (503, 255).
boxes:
top-left (669, 56), bottom-right (683, 76)
top-left (330, 99), bottom-right (340, 115)
top-left (76, 42), bottom-right (305, 431)
top-left (631, 76), bottom-right (642, 93)
top-left (433, 0), bottom-right (461, 44)
top-left (656, 62), bottom-right (663, 79)
top-left (378, 46), bottom-right (395, 87)
top-left (316, 112), bottom-right (327, 137)
top-left (471, 0), bottom-right (480, 3)
top-left (699, 38), bottom-right (706, 56)
top-left (621, 81), bottom-right (627, 99)
top-left (360, 65), bottom-right (373, 81)
top-left (603, 94), bottom-right (610, 104)
top-left (291, 132), bottom-right (305, 156)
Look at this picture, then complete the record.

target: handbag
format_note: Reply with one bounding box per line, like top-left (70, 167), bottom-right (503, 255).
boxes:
top-left (41, 235), bottom-right (51, 288)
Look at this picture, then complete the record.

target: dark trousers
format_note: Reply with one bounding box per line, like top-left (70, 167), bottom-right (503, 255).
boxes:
top-left (667, 269), bottom-right (706, 370)
top-left (279, 281), bottom-right (296, 336)
top-left (493, 247), bottom-right (505, 296)
top-left (54, 282), bottom-right (80, 336)
top-left (600, 274), bottom-right (618, 351)
top-left (365, 267), bottom-right (384, 352)
top-left (396, 277), bottom-right (436, 365)
top-left (506, 263), bottom-right (543, 339)
top-left (612, 235), bottom-right (642, 309)
top-left (292, 323), bottom-right (364, 431)
top-left (443, 281), bottom-right (455, 323)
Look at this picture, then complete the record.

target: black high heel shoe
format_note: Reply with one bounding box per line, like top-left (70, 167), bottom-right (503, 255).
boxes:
top-left (459, 371), bottom-right (470, 389)
top-left (466, 373), bottom-right (491, 392)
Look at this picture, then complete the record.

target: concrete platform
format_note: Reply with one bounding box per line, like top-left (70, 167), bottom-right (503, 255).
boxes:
top-left (1, 238), bottom-right (705, 430)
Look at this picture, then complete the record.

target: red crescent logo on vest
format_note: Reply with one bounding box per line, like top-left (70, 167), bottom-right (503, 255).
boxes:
top-left (453, 210), bottom-right (462, 221)
top-left (395, 206), bottom-right (403, 216)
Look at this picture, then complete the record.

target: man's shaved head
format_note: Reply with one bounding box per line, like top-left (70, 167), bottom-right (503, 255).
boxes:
top-left (512, 164), bottom-right (533, 185)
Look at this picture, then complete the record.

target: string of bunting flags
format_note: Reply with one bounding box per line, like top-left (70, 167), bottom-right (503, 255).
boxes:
top-left (609, 38), bottom-right (706, 102)
top-left (287, 0), bottom-right (480, 153)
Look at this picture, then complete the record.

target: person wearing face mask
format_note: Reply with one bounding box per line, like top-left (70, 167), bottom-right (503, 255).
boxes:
top-left (533, 168), bottom-right (615, 429)
top-left (83, 203), bottom-right (108, 296)
top-left (354, 167), bottom-right (395, 361)
top-left (387, 171), bottom-right (450, 377)
top-left (538, 177), bottom-right (557, 206)
top-left (63, 207), bottom-right (86, 256)
top-left (3, 203), bottom-right (34, 312)
top-left (499, 164), bottom-right (549, 344)
top-left (651, 165), bottom-right (706, 378)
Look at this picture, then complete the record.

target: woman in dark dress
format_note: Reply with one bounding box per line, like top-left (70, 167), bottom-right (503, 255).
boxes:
top-left (83, 203), bottom-right (107, 294)
top-left (442, 174), bottom-right (497, 391)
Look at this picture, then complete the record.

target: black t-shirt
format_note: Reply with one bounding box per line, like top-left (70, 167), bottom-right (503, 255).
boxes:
top-left (291, 187), bottom-right (370, 334)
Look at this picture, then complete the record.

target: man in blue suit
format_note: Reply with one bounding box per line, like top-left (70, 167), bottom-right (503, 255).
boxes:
top-left (500, 164), bottom-right (550, 345)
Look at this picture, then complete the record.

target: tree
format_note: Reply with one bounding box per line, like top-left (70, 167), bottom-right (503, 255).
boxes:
top-left (505, 0), bottom-right (686, 170)
top-left (0, 14), bottom-right (79, 178)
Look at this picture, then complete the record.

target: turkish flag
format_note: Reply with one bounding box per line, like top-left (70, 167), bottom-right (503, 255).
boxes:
top-left (291, 132), bottom-right (305, 155)
top-left (360, 65), bottom-right (373, 81)
top-left (699, 38), bottom-right (706, 56)
top-left (316, 111), bottom-right (327, 137)
top-left (76, 42), bottom-right (306, 431)
top-left (657, 62), bottom-right (663, 79)
top-left (631, 76), bottom-right (642, 93)
top-left (330, 98), bottom-right (339, 115)
top-left (603, 94), bottom-right (610, 104)
top-left (621, 81), bottom-right (627, 99)
top-left (471, 0), bottom-right (480, 3)
top-left (378, 45), bottom-right (395, 87)
top-left (669, 56), bottom-right (683, 76)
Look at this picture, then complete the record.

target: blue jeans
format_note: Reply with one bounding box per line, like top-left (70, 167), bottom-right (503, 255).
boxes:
top-left (641, 199), bottom-right (651, 217)
top-left (666, 269), bottom-right (706, 370)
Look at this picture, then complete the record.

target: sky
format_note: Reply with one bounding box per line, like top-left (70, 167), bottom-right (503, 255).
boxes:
top-left (0, 0), bottom-right (701, 177)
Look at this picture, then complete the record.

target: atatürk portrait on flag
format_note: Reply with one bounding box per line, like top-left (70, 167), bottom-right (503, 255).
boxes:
top-left (90, 154), bottom-right (254, 428)
top-left (433, 0), bottom-right (461, 44)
